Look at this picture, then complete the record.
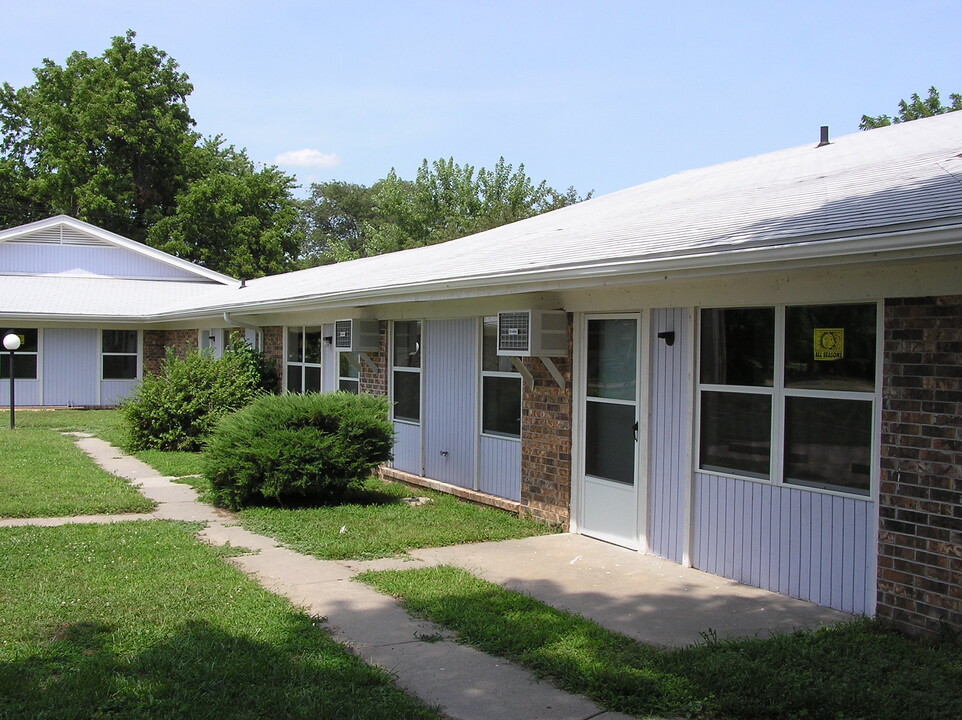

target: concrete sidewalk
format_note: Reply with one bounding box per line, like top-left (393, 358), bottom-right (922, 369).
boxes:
top-left (3, 434), bottom-right (852, 719)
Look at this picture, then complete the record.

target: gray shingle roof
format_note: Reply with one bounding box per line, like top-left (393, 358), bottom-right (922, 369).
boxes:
top-left (167, 111), bottom-right (962, 317)
top-left (4, 112), bottom-right (961, 322)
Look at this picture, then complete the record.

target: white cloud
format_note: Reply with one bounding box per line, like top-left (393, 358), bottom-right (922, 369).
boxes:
top-left (275, 149), bottom-right (341, 168)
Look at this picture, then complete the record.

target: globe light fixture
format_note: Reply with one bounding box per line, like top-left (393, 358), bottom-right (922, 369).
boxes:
top-left (3, 332), bottom-right (21, 430)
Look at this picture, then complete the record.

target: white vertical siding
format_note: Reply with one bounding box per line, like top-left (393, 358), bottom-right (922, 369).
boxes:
top-left (1, 379), bottom-right (40, 406)
top-left (647, 308), bottom-right (691, 563)
top-left (692, 473), bottom-right (874, 615)
top-left (43, 329), bottom-right (98, 406)
top-left (479, 436), bottom-right (521, 501)
top-left (101, 380), bottom-right (138, 405)
top-left (321, 323), bottom-right (336, 393)
top-left (423, 319), bottom-right (477, 488)
top-left (0, 243), bottom-right (201, 279)
top-left (392, 421), bottom-right (421, 475)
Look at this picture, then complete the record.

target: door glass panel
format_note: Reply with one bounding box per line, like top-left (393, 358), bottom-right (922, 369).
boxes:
top-left (585, 401), bottom-right (635, 484)
top-left (394, 371), bottom-right (420, 422)
top-left (586, 319), bottom-right (637, 400)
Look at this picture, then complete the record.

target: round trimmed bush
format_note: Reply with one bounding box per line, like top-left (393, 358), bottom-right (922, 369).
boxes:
top-left (204, 392), bottom-right (394, 509)
top-left (121, 341), bottom-right (277, 451)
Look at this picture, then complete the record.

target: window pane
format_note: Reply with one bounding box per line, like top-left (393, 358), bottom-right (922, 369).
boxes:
top-left (304, 327), bottom-right (324, 365)
top-left (102, 330), bottom-right (137, 354)
top-left (482, 375), bottom-right (521, 437)
top-left (785, 396), bottom-right (872, 494)
top-left (393, 321), bottom-right (421, 368)
top-left (286, 365), bottom-right (303, 393)
top-left (586, 319), bottom-right (636, 400)
top-left (585, 400), bottom-right (635, 484)
top-left (785, 304), bottom-right (876, 391)
top-left (339, 353), bottom-right (359, 379)
top-left (394, 371), bottom-right (420, 422)
top-left (482, 317), bottom-right (517, 373)
top-left (103, 355), bottom-right (137, 380)
top-left (339, 378), bottom-right (359, 394)
top-left (700, 308), bottom-right (775, 386)
top-left (304, 366), bottom-right (322, 393)
top-left (287, 328), bottom-right (303, 363)
top-left (1, 353), bottom-right (38, 380)
top-left (699, 391), bottom-right (772, 478)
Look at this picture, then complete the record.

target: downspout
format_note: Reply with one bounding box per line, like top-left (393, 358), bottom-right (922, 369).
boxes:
top-left (223, 312), bottom-right (262, 350)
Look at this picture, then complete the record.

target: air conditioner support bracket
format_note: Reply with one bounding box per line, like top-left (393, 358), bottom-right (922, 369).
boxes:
top-left (509, 356), bottom-right (535, 391)
top-left (540, 356), bottom-right (566, 390)
top-left (344, 352), bottom-right (376, 373)
top-left (358, 352), bottom-right (377, 372)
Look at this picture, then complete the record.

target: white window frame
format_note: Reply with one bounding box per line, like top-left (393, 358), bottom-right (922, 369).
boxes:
top-left (285, 326), bottom-right (324, 394)
top-left (696, 302), bottom-right (881, 498)
top-left (1, 328), bottom-right (39, 381)
top-left (479, 316), bottom-right (522, 440)
top-left (390, 320), bottom-right (421, 424)
top-left (101, 329), bottom-right (141, 381)
top-left (338, 351), bottom-right (360, 394)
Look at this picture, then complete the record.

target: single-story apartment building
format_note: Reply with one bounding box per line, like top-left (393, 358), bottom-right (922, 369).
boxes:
top-left (2, 112), bottom-right (960, 642)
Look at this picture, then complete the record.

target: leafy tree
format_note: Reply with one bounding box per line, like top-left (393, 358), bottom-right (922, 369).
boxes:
top-left (301, 157), bottom-right (591, 262)
top-left (300, 181), bottom-right (379, 266)
top-left (148, 139), bottom-right (301, 277)
top-left (860, 86), bottom-right (962, 130)
top-left (0, 30), bottom-right (195, 238)
top-left (0, 31), bottom-right (302, 276)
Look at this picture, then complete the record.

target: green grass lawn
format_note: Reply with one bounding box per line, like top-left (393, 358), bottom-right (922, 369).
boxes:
top-left (235, 476), bottom-right (557, 560)
top-left (0, 412), bottom-right (155, 518)
top-left (0, 521), bottom-right (440, 720)
top-left (359, 565), bottom-right (962, 720)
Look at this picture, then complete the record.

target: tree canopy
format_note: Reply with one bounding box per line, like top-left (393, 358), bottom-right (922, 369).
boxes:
top-left (301, 157), bottom-right (590, 265)
top-left (859, 86), bottom-right (962, 130)
top-left (0, 31), bottom-right (302, 277)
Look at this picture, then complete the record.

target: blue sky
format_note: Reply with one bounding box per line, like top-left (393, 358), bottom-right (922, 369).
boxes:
top-left (5, 1), bottom-right (961, 198)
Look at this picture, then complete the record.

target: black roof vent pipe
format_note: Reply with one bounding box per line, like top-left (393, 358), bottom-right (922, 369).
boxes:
top-left (817, 126), bottom-right (831, 148)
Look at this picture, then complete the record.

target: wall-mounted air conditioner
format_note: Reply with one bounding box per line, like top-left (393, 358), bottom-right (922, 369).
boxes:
top-left (334, 319), bottom-right (380, 352)
top-left (496, 310), bottom-right (567, 357)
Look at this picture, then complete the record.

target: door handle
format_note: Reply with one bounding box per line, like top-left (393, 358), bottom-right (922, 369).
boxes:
top-left (633, 421), bottom-right (639, 441)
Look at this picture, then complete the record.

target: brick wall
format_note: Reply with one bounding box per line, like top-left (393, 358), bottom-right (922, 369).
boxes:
top-left (519, 314), bottom-right (573, 528)
top-left (359, 322), bottom-right (388, 396)
top-left (142, 329), bottom-right (198, 375)
top-left (261, 326), bottom-right (284, 393)
top-left (879, 296), bottom-right (962, 643)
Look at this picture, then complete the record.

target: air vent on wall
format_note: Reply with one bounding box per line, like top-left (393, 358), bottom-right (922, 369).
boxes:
top-left (334, 319), bottom-right (380, 352)
top-left (497, 310), bottom-right (567, 357)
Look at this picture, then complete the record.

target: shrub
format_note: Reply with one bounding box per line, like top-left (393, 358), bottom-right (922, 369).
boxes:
top-left (122, 341), bottom-right (275, 451)
top-left (204, 392), bottom-right (394, 510)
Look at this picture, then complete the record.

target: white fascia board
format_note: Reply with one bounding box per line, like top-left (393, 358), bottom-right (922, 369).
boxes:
top-left (158, 221), bottom-right (962, 320)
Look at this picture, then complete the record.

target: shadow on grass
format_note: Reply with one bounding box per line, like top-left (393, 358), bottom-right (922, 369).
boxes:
top-left (1, 616), bottom-right (435, 720)
top-left (243, 480), bottom-right (413, 511)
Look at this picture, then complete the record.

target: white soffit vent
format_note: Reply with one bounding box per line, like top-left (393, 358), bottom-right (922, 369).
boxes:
top-left (497, 310), bottom-right (567, 357)
top-left (9, 226), bottom-right (113, 247)
top-left (334, 319), bottom-right (380, 352)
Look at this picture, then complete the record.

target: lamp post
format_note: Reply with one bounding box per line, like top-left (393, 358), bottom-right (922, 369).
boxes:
top-left (3, 333), bottom-right (21, 430)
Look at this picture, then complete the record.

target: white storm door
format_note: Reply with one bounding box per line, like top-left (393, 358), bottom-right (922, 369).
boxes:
top-left (580, 315), bottom-right (641, 549)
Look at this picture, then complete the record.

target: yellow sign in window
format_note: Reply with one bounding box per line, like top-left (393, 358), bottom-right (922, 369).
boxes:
top-left (814, 328), bottom-right (844, 361)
